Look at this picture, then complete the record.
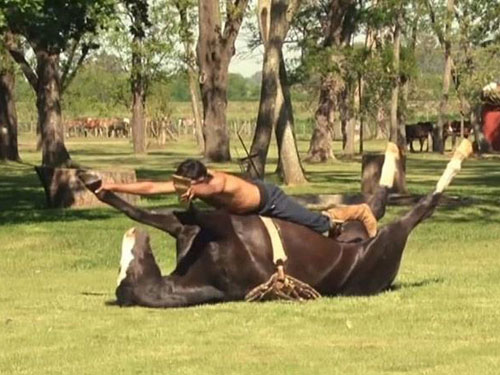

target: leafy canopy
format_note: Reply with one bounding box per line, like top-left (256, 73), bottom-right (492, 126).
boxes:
top-left (0, 0), bottom-right (115, 52)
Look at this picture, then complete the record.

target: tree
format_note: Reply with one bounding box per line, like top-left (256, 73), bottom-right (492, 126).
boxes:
top-left (1, 0), bottom-right (113, 166)
top-left (0, 32), bottom-right (20, 161)
top-left (106, 0), bottom-right (178, 153)
top-left (173, 0), bottom-right (204, 152)
top-left (448, 0), bottom-right (500, 151)
top-left (302, 0), bottom-right (357, 162)
top-left (197, 0), bottom-right (249, 162)
top-left (389, 2), bottom-right (404, 147)
top-left (247, 0), bottom-right (306, 184)
top-left (426, 0), bottom-right (453, 153)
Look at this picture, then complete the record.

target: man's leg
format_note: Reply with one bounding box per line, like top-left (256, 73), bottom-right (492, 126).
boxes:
top-left (258, 182), bottom-right (331, 234)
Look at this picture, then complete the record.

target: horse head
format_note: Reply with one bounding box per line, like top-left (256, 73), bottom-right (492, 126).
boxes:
top-left (115, 227), bottom-right (162, 306)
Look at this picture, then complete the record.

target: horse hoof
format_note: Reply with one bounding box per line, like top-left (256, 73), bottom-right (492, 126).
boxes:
top-left (76, 170), bottom-right (102, 193)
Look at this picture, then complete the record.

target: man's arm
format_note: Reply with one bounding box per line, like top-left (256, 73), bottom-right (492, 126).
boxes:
top-left (98, 180), bottom-right (175, 195)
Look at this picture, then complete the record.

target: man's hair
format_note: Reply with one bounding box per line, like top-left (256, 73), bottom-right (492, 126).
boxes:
top-left (175, 159), bottom-right (208, 180)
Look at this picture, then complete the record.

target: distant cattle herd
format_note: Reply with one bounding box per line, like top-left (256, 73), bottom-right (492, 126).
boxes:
top-left (61, 116), bottom-right (485, 153)
top-left (405, 119), bottom-right (474, 152)
top-left (64, 117), bottom-right (131, 138)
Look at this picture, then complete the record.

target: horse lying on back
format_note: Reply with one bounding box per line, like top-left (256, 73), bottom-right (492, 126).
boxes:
top-left (78, 141), bottom-right (472, 308)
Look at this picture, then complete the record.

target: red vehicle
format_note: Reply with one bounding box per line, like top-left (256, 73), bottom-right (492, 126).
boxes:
top-left (481, 83), bottom-right (500, 151)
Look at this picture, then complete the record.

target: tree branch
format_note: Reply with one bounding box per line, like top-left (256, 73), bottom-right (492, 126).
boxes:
top-left (60, 39), bottom-right (79, 91)
top-left (222, 0), bottom-right (249, 48)
top-left (61, 42), bottom-right (91, 94)
top-left (425, 0), bottom-right (445, 47)
top-left (4, 32), bottom-right (38, 90)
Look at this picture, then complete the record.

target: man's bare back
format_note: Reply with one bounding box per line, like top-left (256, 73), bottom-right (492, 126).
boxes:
top-left (186, 170), bottom-right (261, 214)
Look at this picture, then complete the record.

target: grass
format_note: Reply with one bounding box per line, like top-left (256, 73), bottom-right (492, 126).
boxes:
top-left (1, 134), bottom-right (500, 374)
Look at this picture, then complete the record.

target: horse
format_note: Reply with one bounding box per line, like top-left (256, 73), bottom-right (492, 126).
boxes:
top-left (77, 141), bottom-right (471, 308)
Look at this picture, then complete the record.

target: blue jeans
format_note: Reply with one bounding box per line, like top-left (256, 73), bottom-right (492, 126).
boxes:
top-left (253, 180), bottom-right (330, 234)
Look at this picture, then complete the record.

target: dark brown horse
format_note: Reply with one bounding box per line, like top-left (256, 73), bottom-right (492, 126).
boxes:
top-left (77, 170), bottom-right (448, 308)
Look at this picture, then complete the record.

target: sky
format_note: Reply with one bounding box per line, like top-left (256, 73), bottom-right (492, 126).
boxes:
top-left (228, 25), bottom-right (263, 78)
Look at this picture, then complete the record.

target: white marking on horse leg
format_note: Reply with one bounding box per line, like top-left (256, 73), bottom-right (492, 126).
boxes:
top-left (117, 228), bottom-right (136, 286)
top-left (435, 139), bottom-right (472, 193)
top-left (379, 142), bottom-right (399, 188)
top-left (435, 159), bottom-right (461, 193)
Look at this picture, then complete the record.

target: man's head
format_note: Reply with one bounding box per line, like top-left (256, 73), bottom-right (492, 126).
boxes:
top-left (175, 159), bottom-right (208, 182)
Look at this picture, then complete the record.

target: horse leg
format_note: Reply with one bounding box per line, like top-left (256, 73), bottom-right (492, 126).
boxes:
top-left (341, 191), bottom-right (442, 296)
top-left (78, 172), bottom-right (199, 264)
top-left (366, 186), bottom-right (389, 220)
top-left (368, 142), bottom-right (400, 220)
top-left (410, 139), bottom-right (415, 153)
top-left (126, 283), bottom-right (226, 308)
top-left (346, 139), bottom-right (474, 292)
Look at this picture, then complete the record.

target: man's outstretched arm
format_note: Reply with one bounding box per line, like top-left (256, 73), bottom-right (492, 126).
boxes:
top-left (98, 180), bottom-right (176, 195)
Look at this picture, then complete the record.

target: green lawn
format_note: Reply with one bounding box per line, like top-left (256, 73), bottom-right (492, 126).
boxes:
top-left (1, 134), bottom-right (500, 374)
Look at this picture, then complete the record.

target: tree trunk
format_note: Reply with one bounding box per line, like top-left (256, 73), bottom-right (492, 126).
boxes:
top-left (35, 50), bottom-right (71, 167)
top-left (176, 1), bottom-right (204, 152)
top-left (0, 53), bottom-right (20, 161)
top-left (434, 0), bottom-right (454, 153)
top-left (345, 112), bottom-right (355, 156)
top-left (307, 0), bottom-right (355, 161)
top-left (305, 74), bottom-right (336, 162)
top-left (131, 36), bottom-right (146, 154)
top-left (389, 9), bottom-right (402, 146)
top-left (248, 45), bottom-right (278, 178)
top-left (197, 0), bottom-right (242, 162)
top-left (247, 0), bottom-right (275, 178)
top-left (248, 0), bottom-right (304, 183)
top-left (188, 65), bottom-right (204, 152)
top-left (275, 51), bottom-right (306, 184)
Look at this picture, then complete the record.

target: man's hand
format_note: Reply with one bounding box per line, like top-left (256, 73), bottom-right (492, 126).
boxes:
top-left (180, 187), bottom-right (195, 202)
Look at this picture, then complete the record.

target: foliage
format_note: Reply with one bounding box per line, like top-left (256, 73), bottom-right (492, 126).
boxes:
top-left (0, 0), bottom-right (114, 53)
top-left (451, 0), bottom-right (500, 109)
top-left (101, 0), bottom-right (181, 122)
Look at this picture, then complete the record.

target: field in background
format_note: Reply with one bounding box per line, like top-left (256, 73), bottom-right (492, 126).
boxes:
top-left (16, 99), bottom-right (462, 141)
top-left (1, 135), bottom-right (500, 374)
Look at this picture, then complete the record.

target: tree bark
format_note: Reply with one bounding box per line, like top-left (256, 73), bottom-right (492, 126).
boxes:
top-left (0, 44), bottom-right (20, 161)
top-left (275, 50), bottom-right (306, 184)
top-left (307, 0), bottom-right (356, 162)
top-left (248, 0), bottom-right (305, 183)
top-left (130, 35), bottom-right (147, 154)
top-left (5, 32), bottom-right (71, 167)
top-left (188, 68), bottom-right (204, 151)
top-left (175, 0), bottom-right (204, 152)
top-left (197, 0), bottom-right (249, 162)
top-left (35, 50), bottom-right (72, 167)
top-left (431, 0), bottom-right (454, 153)
top-left (305, 74), bottom-right (336, 162)
top-left (389, 7), bottom-right (404, 148)
top-left (247, 0), bottom-right (274, 178)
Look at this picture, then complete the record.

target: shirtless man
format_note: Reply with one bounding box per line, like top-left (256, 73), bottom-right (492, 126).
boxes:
top-left (98, 159), bottom-right (377, 237)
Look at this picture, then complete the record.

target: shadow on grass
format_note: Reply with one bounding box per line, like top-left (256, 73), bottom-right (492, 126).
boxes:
top-left (389, 277), bottom-right (445, 292)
